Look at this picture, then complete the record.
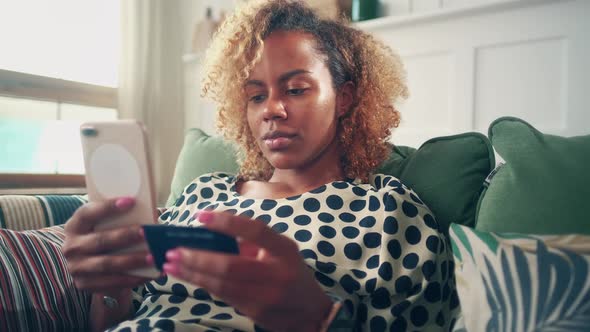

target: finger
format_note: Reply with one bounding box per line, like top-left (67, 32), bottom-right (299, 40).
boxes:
top-left (73, 275), bottom-right (149, 292)
top-left (238, 239), bottom-right (260, 258)
top-left (67, 251), bottom-right (150, 277)
top-left (166, 247), bottom-right (284, 282)
top-left (63, 225), bottom-right (144, 257)
top-left (197, 211), bottom-right (297, 257)
top-left (65, 197), bottom-right (135, 234)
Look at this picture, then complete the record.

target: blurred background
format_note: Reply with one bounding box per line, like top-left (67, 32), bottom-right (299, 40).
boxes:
top-left (0, 0), bottom-right (588, 203)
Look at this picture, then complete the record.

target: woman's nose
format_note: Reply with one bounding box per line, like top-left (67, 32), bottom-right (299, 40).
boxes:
top-left (262, 96), bottom-right (287, 121)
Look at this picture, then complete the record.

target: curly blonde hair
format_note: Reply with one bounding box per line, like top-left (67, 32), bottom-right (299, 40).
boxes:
top-left (202, 0), bottom-right (408, 182)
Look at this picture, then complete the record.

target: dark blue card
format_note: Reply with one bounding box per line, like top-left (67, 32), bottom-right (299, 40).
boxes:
top-left (143, 225), bottom-right (239, 270)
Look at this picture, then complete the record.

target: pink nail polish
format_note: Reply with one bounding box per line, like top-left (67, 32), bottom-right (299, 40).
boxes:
top-left (163, 263), bottom-right (179, 276)
top-left (115, 197), bottom-right (135, 209)
top-left (166, 249), bottom-right (180, 261)
top-left (146, 254), bottom-right (154, 264)
top-left (198, 211), bottom-right (214, 224)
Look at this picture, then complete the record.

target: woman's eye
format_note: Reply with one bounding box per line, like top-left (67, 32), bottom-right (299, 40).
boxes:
top-left (249, 95), bottom-right (266, 103)
top-left (287, 88), bottom-right (306, 96)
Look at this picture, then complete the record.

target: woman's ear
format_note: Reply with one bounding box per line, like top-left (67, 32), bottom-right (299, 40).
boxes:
top-left (336, 81), bottom-right (355, 118)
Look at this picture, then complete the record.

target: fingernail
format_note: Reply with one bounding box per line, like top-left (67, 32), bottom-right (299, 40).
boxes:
top-left (138, 228), bottom-right (144, 237)
top-left (115, 197), bottom-right (135, 210)
top-left (166, 249), bottom-right (181, 261)
top-left (146, 254), bottom-right (154, 264)
top-left (163, 263), bottom-right (179, 276)
top-left (197, 210), bottom-right (214, 224)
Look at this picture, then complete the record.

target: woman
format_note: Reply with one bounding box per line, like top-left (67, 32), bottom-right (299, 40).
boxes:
top-left (62, 1), bottom-right (458, 331)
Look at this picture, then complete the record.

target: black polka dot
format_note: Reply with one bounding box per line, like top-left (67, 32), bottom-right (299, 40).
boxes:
top-left (170, 211), bottom-right (179, 221)
top-left (366, 255), bottom-right (380, 269)
top-left (423, 214), bottom-right (438, 230)
top-left (186, 183), bottom-right (197, 193)
top-left (390, 316), bottom-right (407, 331)
top-left (352, 186), bottom-right (367, 196)
top-left (286, 194), bottom-right (301, 201)
top-left (190, 303), bottom-right (211, 316)
top-left (424, 282), bottom-right (442, 303)
top-left (359, 216), bottom-right (376, 228)
top-left (326, 195), bottom-right (344, 210)
top-left (383, 216), bottom-right (398, 235)
top-left (316, 261), bottom-right (336, 274)
top-left (193, 288), bottom-right (212, 301)
top-left (332, 182), bottom-right (349, 189)
top-left (154, 275), bottom-right (167, 286)
top-left (217, 193), bottom-right (228, 201)
top-left (395, 276), bottom-right (412, 294)
top-left (318, 213), bottom-right (334, 223)
top-left (303, 198), bottom-right (320, 212)
top-left (309, 185), bottom-right (327, 194)
top-left (422, 260), bottom-right (436, 280)
top-left (403, 253), bottom-right (419, 269)
top-left (160, 211), bottom-right (171, 221)
top-left (294, 230), bottom-right (312, 242)
top-left (393, 186), bottom-right (406, 195)
top-left (410, 305), bottom-right (429, 327)
top-left (261, 199), bottom-right (277, 211)
top-left (369, 316), bottom-right (387, 331)
top-left (239, 210), bottom-right (255, 218)
top-left (339, 213), bottom-right (356, 223)
top-left (450, 289), bottom-right (460, 310)
top-left (146, 304), bottom-right (163, 317)
top-left (319, 225), bottom-right (336, 238)
top-left (363, 232), bottom-right (382, 248)
top-left (168, 295), bottom-right (184, 304)
top-left (214, 183), bottom-right (227, 190)
top-left (351, 269), bottom-right (367, 278)
top-left (342, 226), bottom-right (360, 239)
top-left (154, 319), bottom-right (175, 331)
top-left (405, 226), bottom-right (422, 245)
top-left (390, 300), bottom-right (411, 316)
top-left (368, 196), bottom-right (380, 211)
top-left (344, 243), bottom-right (363, 260)
top-left (171, 283), bottom-right (188, 296)
top-left (240, 199), bottom-right (255, 208)
top-left (199, 176), bottom-right (212, 183)
top-left (436, 311), bottom-right (445, 326)
top-left (160, 307), bottom-right (180, 318)
top-left (410, 192), bottom-right (424, 205)
top-left (175, 195), bottom-right (185, 207)
top-left (383, 194), bottom-right (397, 212)
top-left (294, 215), bottom-right (312, 225)
top-left (271, 222), bottom-right (289, 233)
top-left (358, 302), bottom-right (368, 323)
top-left (225, 198), bottom-right (239, 206)
top-left (317, 241), bottom-right (335, 257)
top-left (178, 210), bottom-right (190, 222)
top-left (402, 201), bottom-right (418, 218)
top-left (374, 175), bottom-right (382, 187)
top-left (197, 201), bottom-right (211, 209)
top-left (315, 272), bottom-right (335, 287)
top-left (276, 206), bottom-right (294, 218)
top-left (257, 214), bottom-right (271, 224)
top-left (387, 239), bottom-right (402, 259)
top-left (378, 262), bottom-right (393, 281)
top-left (300, 249), bottom-right (318, 260)
top-left (211, 313), bottom-right (232, 320)
top-left (349, 200), bottom-right (366, 211)
top-left (201, 187), bottom-right (213, 199)
top-left (371, 287), bottom-right (391, 309)
top-left (442, 283), bottom-right (451, 302)
top-left (426, 235), bottom-right (440, 254)
top-left (365, 278), bottom-right (377, 293)
top-left (339, 274), bottom-right (361, 294)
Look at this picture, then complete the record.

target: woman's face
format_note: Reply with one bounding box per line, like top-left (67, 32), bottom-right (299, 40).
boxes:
top-left (245, 30), bottom-right (349, 172)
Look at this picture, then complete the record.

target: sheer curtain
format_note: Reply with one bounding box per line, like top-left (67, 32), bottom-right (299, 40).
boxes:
top-left (118, 0), bottom-right (185, 205)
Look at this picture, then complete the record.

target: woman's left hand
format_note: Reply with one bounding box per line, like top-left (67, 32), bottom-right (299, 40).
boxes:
top-left (161, 210), bottom-right (333, 332)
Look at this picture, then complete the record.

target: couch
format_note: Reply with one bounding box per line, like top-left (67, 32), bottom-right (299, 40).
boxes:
top-left (1, 116), bottom-right (589, 331)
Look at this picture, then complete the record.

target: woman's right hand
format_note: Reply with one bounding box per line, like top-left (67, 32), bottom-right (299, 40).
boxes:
top-left (62, 197), bottom-right (152, 295)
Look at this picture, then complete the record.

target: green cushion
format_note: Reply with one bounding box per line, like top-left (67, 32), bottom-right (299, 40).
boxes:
top-left (166, 129), bottom-right (239, 206)
top-left (476, 117), bottom-right (590, 234)
top-left (378, 133), bottom-right (494, 231)
top-left (167, 130), bottom-right (494, 231)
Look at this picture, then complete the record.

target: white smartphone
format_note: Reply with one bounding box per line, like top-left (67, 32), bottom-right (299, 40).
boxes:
top-left (80, 120), bottom-right (159, 278)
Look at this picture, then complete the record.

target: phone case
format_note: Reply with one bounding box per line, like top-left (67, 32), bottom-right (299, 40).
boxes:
top-left (80, 120), bottom-right (159, 278)
top-left (143, 225), bottom-right (239, 271)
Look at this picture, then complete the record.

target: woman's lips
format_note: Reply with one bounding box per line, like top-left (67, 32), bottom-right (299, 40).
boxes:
top-left (264, 136), bottom-right (294, 150)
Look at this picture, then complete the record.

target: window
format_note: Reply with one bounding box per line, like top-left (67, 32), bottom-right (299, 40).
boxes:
top-left (0, 0), bottom-right (120, 178)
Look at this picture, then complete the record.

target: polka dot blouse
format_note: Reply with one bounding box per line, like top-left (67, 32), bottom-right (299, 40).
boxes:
top-left (109, 172), bottom-right (459, 332)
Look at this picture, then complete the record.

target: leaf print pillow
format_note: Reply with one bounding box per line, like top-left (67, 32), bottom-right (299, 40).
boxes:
top-left (449, 224), bottom-right (590, 332)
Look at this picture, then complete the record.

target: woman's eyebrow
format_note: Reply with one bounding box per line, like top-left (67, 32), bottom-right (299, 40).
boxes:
top-left (245, 69), bottom-right (312, 87)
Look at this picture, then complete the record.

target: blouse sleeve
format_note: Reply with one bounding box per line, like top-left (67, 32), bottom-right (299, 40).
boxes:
top-left (358, 187), bottom-right (459, 331)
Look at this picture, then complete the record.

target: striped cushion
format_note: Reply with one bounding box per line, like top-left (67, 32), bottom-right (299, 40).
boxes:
top-left (0, 195), bottom-right (87, 231)
top-left (0, 225), bottom-right (90, 331)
